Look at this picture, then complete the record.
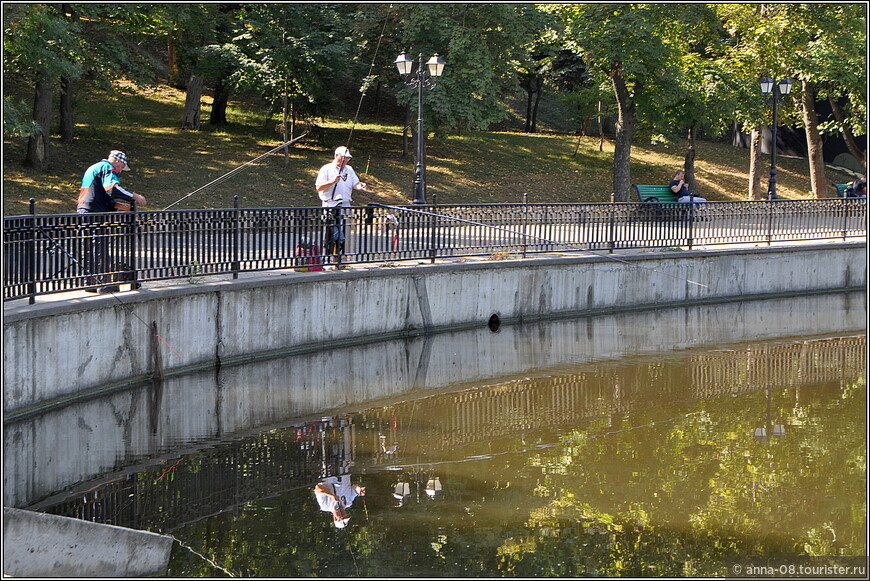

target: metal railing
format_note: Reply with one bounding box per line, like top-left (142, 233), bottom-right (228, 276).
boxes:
top-left (4, 197), bottom-right (866, 303)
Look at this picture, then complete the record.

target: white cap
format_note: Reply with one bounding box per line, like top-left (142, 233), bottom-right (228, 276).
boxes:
top-left (334, 146), bottom-right (352, 158)
top-left (334, 517), bottom-right (350, 529)
top-left (109, 150), bottom-right (131, 171)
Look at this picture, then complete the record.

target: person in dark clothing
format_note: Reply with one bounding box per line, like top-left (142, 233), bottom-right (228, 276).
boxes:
top-left (78, 150), bottom-right (146, 213)
top-left (77, 150), bottom-right (147, 293)
top-left (669, 169), bottom-right (707, 204)
top-left (846, 175), bottom-right (866, 198)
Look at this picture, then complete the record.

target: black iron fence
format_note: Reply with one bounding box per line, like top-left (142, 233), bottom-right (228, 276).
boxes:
top-left (4, 197), bottom-right (866, 302)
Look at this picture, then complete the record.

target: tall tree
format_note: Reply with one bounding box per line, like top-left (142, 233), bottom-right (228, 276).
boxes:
top-left (392, 4), bottom-right (538, 135)
top-left (148, 4), bottom-right (227, 130)
top-left (780, 3), bottom-right (867, 195)
top-left (717, 4), bottom-right (794, 200)
top-left (639, 4), bottom-right (732, 193)
top-left (231, 3), bottom-right (352, 129)
top-left (720, 3), bottom-right (866, 198)
top-left (3, 4), bottom-right (84, 169)
top-left (549, 4), bottom-right (689, 201)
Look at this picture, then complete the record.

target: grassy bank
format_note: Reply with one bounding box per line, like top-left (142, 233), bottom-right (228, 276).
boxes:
top-left (2, 83), bottom-right (853, 216)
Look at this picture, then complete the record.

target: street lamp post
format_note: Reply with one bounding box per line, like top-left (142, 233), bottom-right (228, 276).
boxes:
top-left (759, 77), bottom-right (792, 200)
top-left (395, 52), bottom-right (446, 205)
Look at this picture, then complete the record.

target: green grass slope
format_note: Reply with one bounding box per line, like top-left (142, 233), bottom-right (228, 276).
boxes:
top-left (2, 83), bottom-right (854, 216)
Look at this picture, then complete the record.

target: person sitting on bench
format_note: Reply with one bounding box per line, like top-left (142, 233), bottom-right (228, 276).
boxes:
top-left (669, 169), bottom-right (707, 203)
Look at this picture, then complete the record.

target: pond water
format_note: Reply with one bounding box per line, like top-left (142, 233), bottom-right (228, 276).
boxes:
top-left (10, 292), bottom-right (866, 577)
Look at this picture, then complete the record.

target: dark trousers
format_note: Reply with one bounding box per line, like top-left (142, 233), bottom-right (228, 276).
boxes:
top-left (324, 207), bottom-right (346, 257)
top-left (77, 210), bottom-right (111, 287)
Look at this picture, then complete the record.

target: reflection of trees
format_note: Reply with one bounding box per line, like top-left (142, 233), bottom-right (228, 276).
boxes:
top-left (503, 378), bottom-right (866, 576)
top-left (34, 336), bottom-right (865, 576)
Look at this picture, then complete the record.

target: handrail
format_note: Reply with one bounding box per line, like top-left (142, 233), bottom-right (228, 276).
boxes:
top-left (4, 198), bottom-right (866, 303)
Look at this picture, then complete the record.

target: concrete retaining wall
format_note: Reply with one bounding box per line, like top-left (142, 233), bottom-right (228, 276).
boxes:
top-left (6, 291), bottom-right (866, 510)
top-left (3, 507), bottom-right (172, 577)
top-left (4, 243), bottom-right (866, 416)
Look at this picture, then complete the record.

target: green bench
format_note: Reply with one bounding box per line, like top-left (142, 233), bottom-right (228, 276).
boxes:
top-left (630, 184), bottom-right (698, 222)
top-left (630, 184), bottom-right (707, 205)
top-left (833, 183), bottom-right (849, 197)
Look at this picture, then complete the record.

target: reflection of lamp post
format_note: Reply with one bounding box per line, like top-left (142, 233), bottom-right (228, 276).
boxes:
top-left (393, 481), bottom-right (411, 506)
top-left (754, 387), bottom-right (786, 442)
top-left (393, 471), bottom-right (443, 506)
top-left (759, 77), bottom-right (792, 200)
top-left (425, 476), bottom-right (443, 498)
top-left (395, 51), bottom-right (446, 205)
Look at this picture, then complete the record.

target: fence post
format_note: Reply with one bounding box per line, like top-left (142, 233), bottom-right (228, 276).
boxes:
top-left (687, 196), bottom-right (695, 250)
top-left (232, 195), bottom-right (240, 279)
top-left (129, 200), bottom-right (140, 289)
top-left (27, 198), bottom-right (36, 304)
top-left (608, 193), bottom-right (616, 254)
top-left (841, 197), bottom-right (849, 241)
top-left (766, 199), bottom-right (774, 246)
top-left (522, 193), bottom-right (528, 258)
top-left (429, 201), bottom-right (437, 264)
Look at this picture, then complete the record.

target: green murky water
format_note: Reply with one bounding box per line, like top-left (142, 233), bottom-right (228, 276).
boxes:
top-left (18, 296), bottom-right (867, 578)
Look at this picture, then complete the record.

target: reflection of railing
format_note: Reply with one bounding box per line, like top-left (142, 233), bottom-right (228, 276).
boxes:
top-left (369, 336), bottom-right (867, 454)
top-left (37, 419), bottom-right (356, 533)
top-left (5, 199), bottom-right (865, 302)
top-left (36, 336), bottom-right (865, 533)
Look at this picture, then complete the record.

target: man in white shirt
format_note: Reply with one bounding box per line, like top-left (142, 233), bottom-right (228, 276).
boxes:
top-left (315, 147), bottom-right (367, 262)
top-left (314, 475), bottom-right (366, 528)
top-left (316, 146), bottom-right (367, 208)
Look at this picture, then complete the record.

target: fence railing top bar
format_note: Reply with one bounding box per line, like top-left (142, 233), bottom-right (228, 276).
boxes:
top-left (4, 197), bottom-right (865, 221)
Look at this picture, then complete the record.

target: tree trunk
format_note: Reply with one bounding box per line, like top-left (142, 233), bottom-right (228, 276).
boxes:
top-left (181, 74), bottom-right (203, 130)
top-left (828, 95), bottom-right (866, 169)
top-left (25, 76), bottom-right (53, 171)
top-left (684, 122), bottom-right (697, 193)
top-left (524, 84), bottom-right (533, 133)
top-left (282, 79), bottom-right (290, 166)
top-left (402, 106), bottom-right (411, 158)
top-left (209, 76), bottom-right (230, 125)
top-left (598, 101), bottom-right (605, 152)
top-left (168, 38), bottom-right (185, 89)
top-left (748, 129), bottom-right (766, 200)
top-left (801, 80), bottom-right (827, 198)
top-left (610, 65), bottom-right (635, 202)
top-left (531, 77), bottom-right (543, 133)
top-left (60, 76), bottom-right (74, 142)
top-left (58, 5), bottom-right (76, 143)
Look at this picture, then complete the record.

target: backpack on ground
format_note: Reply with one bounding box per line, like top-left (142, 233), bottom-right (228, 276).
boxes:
top-left (294, 239), bottom-right (323, 272)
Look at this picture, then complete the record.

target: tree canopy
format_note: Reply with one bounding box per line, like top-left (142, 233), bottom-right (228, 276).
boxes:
top-left (3, 2), bottom-right (866, 196)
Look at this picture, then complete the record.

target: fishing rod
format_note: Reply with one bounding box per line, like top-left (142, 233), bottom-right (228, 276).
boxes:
top-left (345, 4), bottom-right (393, 151)
top-left (321, 7), bottom-right (392, 243)
top-left (162, 134), bottom-right (307, 211)
top-left (38, 225), bottom-right (183, 359)
top-left (369, 203), bottom-right (709, 289)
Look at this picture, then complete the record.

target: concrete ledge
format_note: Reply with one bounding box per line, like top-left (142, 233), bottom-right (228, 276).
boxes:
top-left (4, 243), bottom-right (866, 415)
top-left (3, 506), bottom-right (173, 577)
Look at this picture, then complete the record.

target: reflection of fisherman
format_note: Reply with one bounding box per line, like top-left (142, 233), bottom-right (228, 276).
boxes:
top-left (316, 147), bottom-right (366, 262)
top-left (314, 475), bottom-right (366, 529)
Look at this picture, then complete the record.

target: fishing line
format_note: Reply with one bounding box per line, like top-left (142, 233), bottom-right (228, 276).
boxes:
top-left (342, 527), bottom-right (362, 577)
top-left (162, 134), bottom-right (307, 211)
top-left (370, 203), bottom-right (709, 289)
top-left (37, 226), bottom-right (184, 359)
top-left (170, 534), bottom-right (239, 577)
top-left (324, 6), bottom-right (392, 207)
top-left (344, 4), bottom-right (393, 151)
